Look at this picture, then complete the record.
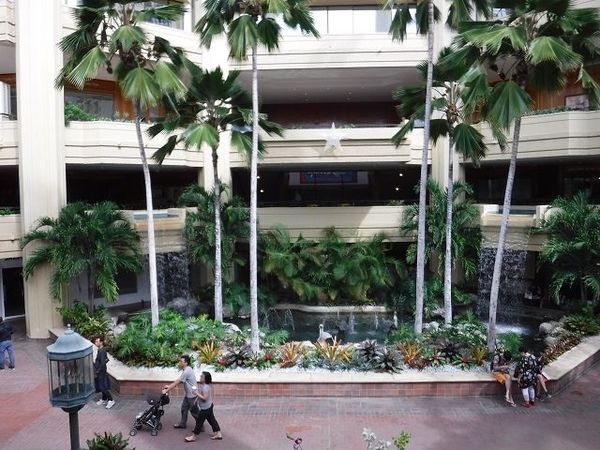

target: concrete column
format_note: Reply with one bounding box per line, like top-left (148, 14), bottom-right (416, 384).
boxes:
top-left (16, 1), bottom-right (65, 338)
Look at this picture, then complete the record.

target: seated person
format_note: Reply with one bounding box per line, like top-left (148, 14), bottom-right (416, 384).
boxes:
top-left (492, 350), bottom-right (516, 406)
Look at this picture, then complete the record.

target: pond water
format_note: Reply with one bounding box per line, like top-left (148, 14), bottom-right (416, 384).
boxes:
top-left (232, 308), bottom-right (543, 348)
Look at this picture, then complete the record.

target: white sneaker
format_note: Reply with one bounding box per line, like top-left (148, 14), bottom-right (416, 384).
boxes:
top-left (106, 400), bottom-right (115, 409)
top-left (96, 399), bottom-right (107, 405)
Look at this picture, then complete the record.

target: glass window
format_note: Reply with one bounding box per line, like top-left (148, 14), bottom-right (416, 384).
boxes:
top-left (65, 90), bottom-right (114, 118)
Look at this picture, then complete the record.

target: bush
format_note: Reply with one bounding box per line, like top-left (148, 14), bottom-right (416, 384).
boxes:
top-left (86, 432), bottom-right (134, 450)
top-left (57, 303), bottom-right (111, 341)
top-left (64, 103), bottom-right (98, 123)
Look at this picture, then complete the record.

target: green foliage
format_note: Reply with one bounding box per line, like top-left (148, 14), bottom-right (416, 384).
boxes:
top-left (64, 102), bottom-right (98, 123)
top-left (260, 226), bottom-right (405, 306)
top-left (397, 340), bottom-right (425, 369)
top-left (21, 201), bottom-right (143, 310)
top-left (86, 432), bottom-right (135, 450)
top-left (0, 207), bottom-right (16, 216)
top-left (452, 352), bottom-right (474, 370)
top-left (563, 314), bottom-right (600, 336)
top-left (372, 345), bottom-right (403, 373)
top-left (386, 324), bottom-right (418, 345)
top-left (497, 332), bottom-right (523, 356)
top-left (111, 310), bottom-right (229, 367)
top-left (193, 340), bottom-right (223, 365)
top-left (399, 178), bottom-right (482, 281)
top-left (218, 345), bottom-right (251, 370)
top-left (471, 345), bottom-right (489, 366)
top-left (314, 337), bottom-right (354, 370)
top-left (362, 428), bottom-right (411, 450)
top-left (536, 191), bottom-right (600, 305)
top-left (57, 303), bottom-right (111, 341)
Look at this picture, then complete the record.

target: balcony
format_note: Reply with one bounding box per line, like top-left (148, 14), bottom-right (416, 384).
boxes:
top-left (478, 110), bottom-right (600, 163)
top-left (64, 121), bottom-right (203, 168)
top-left (0, 212), bottom-right (19, 259)
top-left (0, 0), bottom-right (15, 43)
top-left (0, 119), bottom-right (17, 164)
top-left (230, 126), bottom-right (426, 168)
top-left (0, 203), bottom-right (551, 261)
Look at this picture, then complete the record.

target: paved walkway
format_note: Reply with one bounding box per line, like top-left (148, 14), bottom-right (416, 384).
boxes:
top-left (1, 323), bottom-right (600, 450)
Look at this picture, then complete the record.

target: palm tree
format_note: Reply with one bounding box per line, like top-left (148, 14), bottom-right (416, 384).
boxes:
top-left (383, 0), bottom-right (491, 333)
top-left (195, 0), bottom-right (319, 351)
top-left (56, 0), bottom-right (196, 327)
top-left (536, 191), bottom-right (600, 306)
top-left (178, 183), bottom-right (251, 302)
top-left (393, 48), bottom-right (494, 324)
top-left (21, 201), bottom-right (143, 311)
top-left (400, 178), bottom-right (482, 307)
top-left (443, 0), bottom-right (600, 351)
top-left (149, 68), bottom-right (282, 322)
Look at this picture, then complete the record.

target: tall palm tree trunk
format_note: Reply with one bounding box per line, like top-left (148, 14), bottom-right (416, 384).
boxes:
top-left (415, 0), bottom-right (435, 334)
top-left (443, 137), bottom-right (455, 325)
top-left (249, 46), bottom-right (260, 352)
top-left (212, 147), bottom-right (223, 322)
top-left (487, 117), bottom-right (521, 351)
top-left (87, 267), bottom-right (95, 312)
top-left (134, 101), bottom-right (159, 327)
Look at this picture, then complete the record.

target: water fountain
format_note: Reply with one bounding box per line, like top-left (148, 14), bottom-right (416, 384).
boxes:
top-left (260, 308), bottom-right (398, 342)
top-left (156, 251), bottom-right (191, 305)
top-left (476, 231), bottom-right (530, 323)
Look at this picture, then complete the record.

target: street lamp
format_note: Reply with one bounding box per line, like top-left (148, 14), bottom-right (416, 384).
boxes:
top-left (47, 325), bottom-right (95, 450)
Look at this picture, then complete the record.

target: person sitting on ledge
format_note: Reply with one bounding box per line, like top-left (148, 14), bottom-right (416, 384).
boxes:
top-left (492, 350), bottom-right (516, 407)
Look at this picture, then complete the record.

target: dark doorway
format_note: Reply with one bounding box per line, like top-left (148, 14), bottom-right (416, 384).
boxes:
top-left (2, 267), bottom-right (25, 317)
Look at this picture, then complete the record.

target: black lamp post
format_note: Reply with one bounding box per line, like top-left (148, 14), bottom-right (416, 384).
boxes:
top-left (47, 325), bottom-right (96, 450)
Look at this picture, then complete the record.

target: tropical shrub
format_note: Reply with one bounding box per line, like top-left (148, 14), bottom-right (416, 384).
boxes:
top-left (563, 314), bottom-right (600, 336)
top-left (57, 303), bottom-right (111, 341)
top-left (362, 428), bottom-right (411, 450)
top-left (111, 309), bottom-right (229, 366)
top-left (86, 432), bottom-right (134, 450)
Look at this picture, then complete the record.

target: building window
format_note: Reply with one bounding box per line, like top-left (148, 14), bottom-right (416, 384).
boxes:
top-left (65, 90), bottom-right (114, 118)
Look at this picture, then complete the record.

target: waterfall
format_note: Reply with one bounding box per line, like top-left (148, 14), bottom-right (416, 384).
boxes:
top-left (156, 251), bottom-right (191, 305)
top-left (477, 228), bottom-right (530, 323)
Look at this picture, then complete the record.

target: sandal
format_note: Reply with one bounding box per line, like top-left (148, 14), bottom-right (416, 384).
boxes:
top-left (184, 436), bottom-right (196, 442)
top-left (211, 436), bottom-right (223, 440)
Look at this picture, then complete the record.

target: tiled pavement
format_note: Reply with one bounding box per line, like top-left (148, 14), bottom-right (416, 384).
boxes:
top-left (1, 323), bottom-right (600, 450)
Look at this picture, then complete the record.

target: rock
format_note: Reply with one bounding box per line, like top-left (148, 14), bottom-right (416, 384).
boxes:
top-left (544, 335), bottom-right (560, 347)
top-left (538, 322), bottom-right (555, 335)
top-left (165, 297), bottom-right (203, 318)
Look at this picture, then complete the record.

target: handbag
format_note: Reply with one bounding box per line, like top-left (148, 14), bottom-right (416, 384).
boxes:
top-left (189, 398), bottom-right (200, 418)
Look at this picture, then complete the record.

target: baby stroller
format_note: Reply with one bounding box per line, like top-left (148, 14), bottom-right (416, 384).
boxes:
top-left (129, 392), bottom-right (170, 437)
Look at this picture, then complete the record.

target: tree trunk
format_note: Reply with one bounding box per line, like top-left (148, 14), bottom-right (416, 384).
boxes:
top-left (443, 137), bottom-right (454, 325)
top-left (249, 46), bottom-right (260, 352)
top-left (134, 101), bottom-right (159, 327)
top-left (415, 0), bottom-right (435, 334)
top-left (87, 267), bottom-right (95, 313)
top-left (487, 117), bottom-right (521, 352)
top-left (212, 146), bottom-right (223, 322)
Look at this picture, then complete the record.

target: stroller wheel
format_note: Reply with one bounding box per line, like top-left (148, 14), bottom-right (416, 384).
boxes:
top-left (129, 429), bottom-right (138, 437)
top-left (156, 422), bottom-right (163, 431)
top-left (151, 429), bottom-right (158, 436)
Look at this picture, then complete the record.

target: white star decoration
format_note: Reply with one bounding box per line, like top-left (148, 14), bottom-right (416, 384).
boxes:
top-left (323, 122), bottom-right (344, 152)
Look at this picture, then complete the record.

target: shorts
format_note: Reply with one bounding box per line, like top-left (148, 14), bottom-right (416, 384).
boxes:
top-left (494, 372), bottom-right (508, 384)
